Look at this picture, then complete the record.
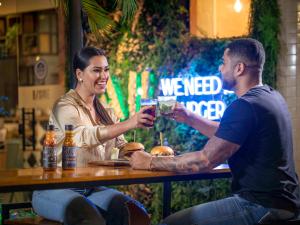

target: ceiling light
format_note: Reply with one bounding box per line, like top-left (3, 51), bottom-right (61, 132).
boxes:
top-left (234, 0), bottom-right (243, 13)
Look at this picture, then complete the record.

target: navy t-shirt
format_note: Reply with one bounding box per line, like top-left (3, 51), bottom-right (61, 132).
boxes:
top-left (215, 85), bottom-right (300, 212)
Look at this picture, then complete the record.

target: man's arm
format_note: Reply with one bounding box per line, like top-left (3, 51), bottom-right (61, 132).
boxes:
top-left (184, 112), bottom-right (220, 138)
top-left (172, 103), bottom-right (219, 138)
top-left (130, 136), bottom-right (239, 172)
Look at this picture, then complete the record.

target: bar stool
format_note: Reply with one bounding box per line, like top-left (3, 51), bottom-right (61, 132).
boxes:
top-left (4, 217), bottom-right (61, 225)
top-left (256, 216), bottom-right (300, 225)
top-left (2, 201), bottom-right (150, 225)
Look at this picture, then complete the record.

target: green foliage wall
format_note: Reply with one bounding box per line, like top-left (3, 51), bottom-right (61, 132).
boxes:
top-left (250, 0), bottom-right (280, 87)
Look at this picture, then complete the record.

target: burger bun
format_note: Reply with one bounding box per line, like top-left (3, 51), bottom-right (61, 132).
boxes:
top-left (150, 146), bottom-right (174, 157)
top-left (119, 142), bottom-right (145, 159)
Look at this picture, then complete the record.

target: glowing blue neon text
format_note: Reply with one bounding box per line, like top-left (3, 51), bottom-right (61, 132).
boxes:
top-left (159, 76), bottom-right (230, 120)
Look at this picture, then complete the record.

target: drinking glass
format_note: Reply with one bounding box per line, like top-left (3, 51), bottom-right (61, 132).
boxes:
top-left (140, 98), bottom-right (157, 127)
top-left (158, 96), bottom-right (177, 116)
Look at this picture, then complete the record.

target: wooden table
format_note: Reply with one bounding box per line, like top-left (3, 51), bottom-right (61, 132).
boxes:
top-left (0, 164), bottom-right (231, 222)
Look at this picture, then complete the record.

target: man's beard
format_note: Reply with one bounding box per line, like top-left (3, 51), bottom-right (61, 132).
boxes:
top-left (222, 78), bottom-right (236, 91)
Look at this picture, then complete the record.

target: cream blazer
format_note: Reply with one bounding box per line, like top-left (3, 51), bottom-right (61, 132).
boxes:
top-left (49, 89), bottom-right (127, 167)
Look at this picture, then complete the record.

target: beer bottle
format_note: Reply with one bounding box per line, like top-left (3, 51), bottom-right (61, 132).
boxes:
top-left (43, 124), bottom-right (57, 171)
top-left (62, 124), bottom-right (77, 170)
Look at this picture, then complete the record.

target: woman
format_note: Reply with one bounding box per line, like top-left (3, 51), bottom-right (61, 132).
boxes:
top-left (32, 47), bottom-right (154, 225)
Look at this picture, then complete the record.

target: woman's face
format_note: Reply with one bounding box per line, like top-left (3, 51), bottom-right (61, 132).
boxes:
top-left (77, 55), bottom-right (110, 95)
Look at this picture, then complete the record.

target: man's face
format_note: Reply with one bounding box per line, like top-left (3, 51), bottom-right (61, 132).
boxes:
top-left (219, 49), bottom-right (237, 91)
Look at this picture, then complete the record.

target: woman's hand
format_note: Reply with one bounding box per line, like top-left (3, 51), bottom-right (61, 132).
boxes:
top-left (129, 106), bottom-right (155, 128)
top-left (169, 102), bottom-right (190, 123)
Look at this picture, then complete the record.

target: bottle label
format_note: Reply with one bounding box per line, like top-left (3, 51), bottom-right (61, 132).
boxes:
top-left (43, 146), bottom-right (57, 169)
top-left (62, 146), bottom-right (77, 169)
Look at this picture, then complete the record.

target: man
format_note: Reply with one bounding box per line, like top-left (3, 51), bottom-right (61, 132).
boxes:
top-left (130, 38), bottom-right (300, 225)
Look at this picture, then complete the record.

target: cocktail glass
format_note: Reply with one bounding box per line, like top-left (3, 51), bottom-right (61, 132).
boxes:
top-left (158, 96), bottom-right (177, 116)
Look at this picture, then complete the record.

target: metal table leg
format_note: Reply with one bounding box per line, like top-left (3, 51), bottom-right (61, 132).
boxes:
top-left (163, 181), bottom-right (171, 218)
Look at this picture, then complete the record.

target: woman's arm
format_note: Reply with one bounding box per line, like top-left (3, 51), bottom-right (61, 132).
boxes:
top-left (51, 101), bottom-right (154, 147)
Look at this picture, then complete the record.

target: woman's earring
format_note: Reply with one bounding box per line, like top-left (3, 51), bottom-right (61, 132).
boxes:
top-left (79, 78), bottom-right (83, 83)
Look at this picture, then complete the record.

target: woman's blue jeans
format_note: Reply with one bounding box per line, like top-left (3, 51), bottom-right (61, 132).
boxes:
top-left (32, 187), bottom-right (144, 225)
top-left (160, 195), bottom-right (294, 225)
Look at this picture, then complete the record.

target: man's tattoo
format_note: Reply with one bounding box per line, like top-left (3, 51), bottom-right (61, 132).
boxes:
top-left (151, 136), bottom-right (239, 173)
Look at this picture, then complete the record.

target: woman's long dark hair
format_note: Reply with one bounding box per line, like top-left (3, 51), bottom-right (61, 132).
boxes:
top-left (73, 47), bottom-right (114, 125)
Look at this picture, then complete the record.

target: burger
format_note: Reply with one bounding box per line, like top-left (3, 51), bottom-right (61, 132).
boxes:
top-left (119, 142), bottom-right (145, 159)
top-left (150, 146), bottom-right (174, 157)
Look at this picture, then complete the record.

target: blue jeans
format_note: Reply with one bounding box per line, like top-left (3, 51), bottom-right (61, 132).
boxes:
top-left (160, 195), bottom-right (295, 225)
top-left (32, 187), bottom-right (145, 225)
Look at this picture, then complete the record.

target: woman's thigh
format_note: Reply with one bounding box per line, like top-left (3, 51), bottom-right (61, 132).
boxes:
top-left (161, 195), bottom-right (269, 225)
top-left (87, 188), bottom-right (131, 210)
top-left (32, 189), bottom-right (82, 222)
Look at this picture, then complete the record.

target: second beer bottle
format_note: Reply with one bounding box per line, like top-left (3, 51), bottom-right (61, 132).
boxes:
top-left (62, 124), bottom-right (77, 170)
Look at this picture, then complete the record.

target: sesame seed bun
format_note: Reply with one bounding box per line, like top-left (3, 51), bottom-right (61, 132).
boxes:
top-left (150, 146), bottom-right (174, 156)
top-left (119, 142), bottom-right (145, 158)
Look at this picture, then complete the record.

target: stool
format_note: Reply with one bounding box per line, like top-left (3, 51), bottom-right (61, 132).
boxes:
top-left (2, 201), bottom-right (150, 225)
top-left (4, 216), bottom-right (61, 225)
top-left (1, 202), bottom-right (62, 225)
top-left (257, 217), bottom-right (300, 225)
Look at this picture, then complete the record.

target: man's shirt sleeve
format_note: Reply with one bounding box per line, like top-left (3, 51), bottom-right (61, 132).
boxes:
top-left (215, 99), bottom-right (255, 145)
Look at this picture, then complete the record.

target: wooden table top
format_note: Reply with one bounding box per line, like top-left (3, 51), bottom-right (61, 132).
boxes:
top-left (0, 164), bottom-right (231, 192)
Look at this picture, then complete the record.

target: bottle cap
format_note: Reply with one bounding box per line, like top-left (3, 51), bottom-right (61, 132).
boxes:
top-left (47, 124), bottom-right (55, 131)
top-left (65, 124), bottom-right (74, 131)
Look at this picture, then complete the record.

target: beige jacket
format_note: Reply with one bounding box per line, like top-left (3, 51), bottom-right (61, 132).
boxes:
top-left (49, 89), bottom-right (127, 167)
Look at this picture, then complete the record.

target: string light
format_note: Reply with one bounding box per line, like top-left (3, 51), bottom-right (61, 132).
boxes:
top-left (234, 0), bottom-right (243, 13)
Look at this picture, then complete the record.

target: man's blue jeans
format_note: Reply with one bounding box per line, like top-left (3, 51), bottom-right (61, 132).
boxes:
top-left (160, 195), bottom-right (294, 225)
top-left (32, 187), bottom-right (143, 224)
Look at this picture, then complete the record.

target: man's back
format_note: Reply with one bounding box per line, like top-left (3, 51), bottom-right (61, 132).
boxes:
top-left (216, 85), bottom-right (300, 212)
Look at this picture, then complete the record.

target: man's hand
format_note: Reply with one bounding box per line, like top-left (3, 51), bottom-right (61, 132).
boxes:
top-left (129, 151), bottom-right (152, 170)
top-left (171, 102), bottom-right (191, 123)
top-left (171, 102), bottom-right (219, 138)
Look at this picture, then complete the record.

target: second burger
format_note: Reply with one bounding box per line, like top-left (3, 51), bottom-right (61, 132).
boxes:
top-left (119, 142), bottom-right (145, 159)
top-left (150, 146), bottom-right (174, 157)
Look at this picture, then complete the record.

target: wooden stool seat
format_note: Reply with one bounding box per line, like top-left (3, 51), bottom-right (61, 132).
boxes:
top-left (257, 217), bottom-right (300, 225)
top-left (2, 201), bottom-right (150, 225)
top-left (4, 202), bottom-right (150, 225)
top-left (4, 216), bottom-right (62, 225)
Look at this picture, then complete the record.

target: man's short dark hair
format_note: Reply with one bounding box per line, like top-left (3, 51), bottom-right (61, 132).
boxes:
top-left (227, 38), bottom-right (265, 70)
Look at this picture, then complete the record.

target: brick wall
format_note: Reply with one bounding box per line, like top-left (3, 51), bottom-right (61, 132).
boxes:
top-left (277, 0), bottom-right (300, 174)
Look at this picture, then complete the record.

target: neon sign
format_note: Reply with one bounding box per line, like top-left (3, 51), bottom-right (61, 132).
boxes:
top-left (159, 75), bottom-right (233, 120)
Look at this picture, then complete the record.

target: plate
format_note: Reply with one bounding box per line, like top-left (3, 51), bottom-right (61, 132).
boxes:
top-left (88, 159), bottom-right (130, 167)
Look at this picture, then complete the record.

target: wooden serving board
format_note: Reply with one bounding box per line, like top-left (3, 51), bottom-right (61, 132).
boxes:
top-left (88, 159), bottom-right (130, 167)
